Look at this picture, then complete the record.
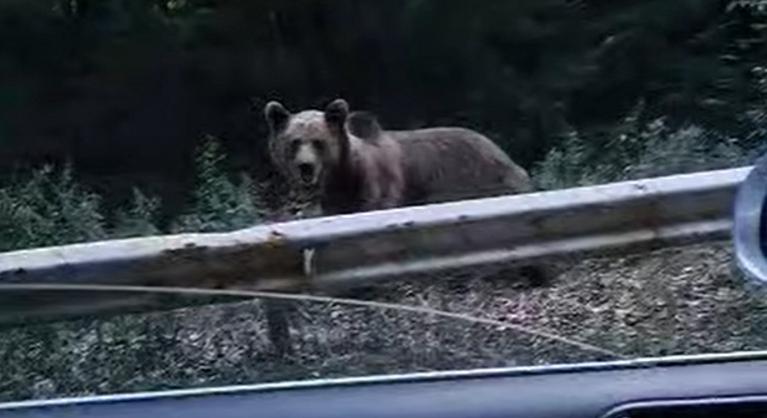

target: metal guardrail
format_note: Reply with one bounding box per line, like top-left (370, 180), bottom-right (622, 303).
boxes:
top-left (0, 166), bottom-right (753, 325)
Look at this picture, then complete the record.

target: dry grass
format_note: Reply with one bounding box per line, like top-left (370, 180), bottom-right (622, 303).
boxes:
top-left (1, 239), bottom-right (766, 402)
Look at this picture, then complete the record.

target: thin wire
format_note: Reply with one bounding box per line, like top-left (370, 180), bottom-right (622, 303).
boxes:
top-left (0, 282), bottom-right (624, 359)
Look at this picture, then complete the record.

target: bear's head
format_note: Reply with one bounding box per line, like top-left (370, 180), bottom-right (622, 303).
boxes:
top-left (264, 98), bottom-right (349, 188)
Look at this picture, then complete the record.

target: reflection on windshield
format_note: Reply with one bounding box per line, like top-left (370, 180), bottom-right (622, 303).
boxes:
top-left (1, 0), bottom-right (767, 403)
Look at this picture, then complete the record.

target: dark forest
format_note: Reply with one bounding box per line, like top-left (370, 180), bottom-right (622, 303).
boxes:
top-left (2, 0), bottom-right (766, 215)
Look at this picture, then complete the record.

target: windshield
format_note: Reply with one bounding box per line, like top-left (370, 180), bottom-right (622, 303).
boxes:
top-left (1, 0), bottom-right (767, 403)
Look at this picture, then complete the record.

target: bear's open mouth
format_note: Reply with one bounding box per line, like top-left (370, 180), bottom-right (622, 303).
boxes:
top-left (297, 163), bottom-right (316, 184)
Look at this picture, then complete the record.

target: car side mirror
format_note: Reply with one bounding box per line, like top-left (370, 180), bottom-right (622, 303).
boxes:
top-left (734, 153), bottom-right (767, 284)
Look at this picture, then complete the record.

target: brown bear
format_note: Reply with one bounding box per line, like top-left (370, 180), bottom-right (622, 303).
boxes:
top-left (264, 98), bottom-right (534, 216)
top-left (261, 99), bottom-right (547, 355)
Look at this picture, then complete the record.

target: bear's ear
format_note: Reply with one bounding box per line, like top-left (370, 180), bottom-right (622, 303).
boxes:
top-left (264, 101), bottom-right (290, 133)
top-left (347, 111), bottom-right (382, 140)
top-left (324, 98), bottom-right (349, 134)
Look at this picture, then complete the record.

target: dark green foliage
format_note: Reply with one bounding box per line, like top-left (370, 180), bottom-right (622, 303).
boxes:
top-left (112, 188), bottom-right (162, 238)
top-left (171, 135), bottom-right (265, 233)
top-left (534, 102), bottom-right (755, 190)
top-left (0, 136), bottom-right (267, 251)
top-left (0, 165), bottom-right (106, 252)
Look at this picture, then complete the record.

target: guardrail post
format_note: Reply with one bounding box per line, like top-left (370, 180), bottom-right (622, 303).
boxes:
top-left (264, 299), bottom-right (294, 356)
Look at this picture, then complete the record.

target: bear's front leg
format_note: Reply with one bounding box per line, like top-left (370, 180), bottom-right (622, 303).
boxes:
top-left (358, 180), bottom-right (384, 212)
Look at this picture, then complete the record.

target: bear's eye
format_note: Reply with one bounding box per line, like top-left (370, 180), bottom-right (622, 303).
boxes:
top-left (311, 139), bottom-right (325, 152)
top-left (289, 139), bottom-right (301, 154)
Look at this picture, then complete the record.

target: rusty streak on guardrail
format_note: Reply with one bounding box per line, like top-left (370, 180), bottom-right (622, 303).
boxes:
top-left (0, 166), bottom-right (753, 326)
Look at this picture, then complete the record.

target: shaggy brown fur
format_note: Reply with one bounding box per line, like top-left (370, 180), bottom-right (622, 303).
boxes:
top-left (264, 98), bottom-right (533, 216)
top-left (265, 99), bottom-right (549, 294)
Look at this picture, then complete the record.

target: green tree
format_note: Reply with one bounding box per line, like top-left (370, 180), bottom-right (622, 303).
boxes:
top-left (112, 187), bottom-right (162, 238)
top-left (172, 135), bottom-right (265, 233)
